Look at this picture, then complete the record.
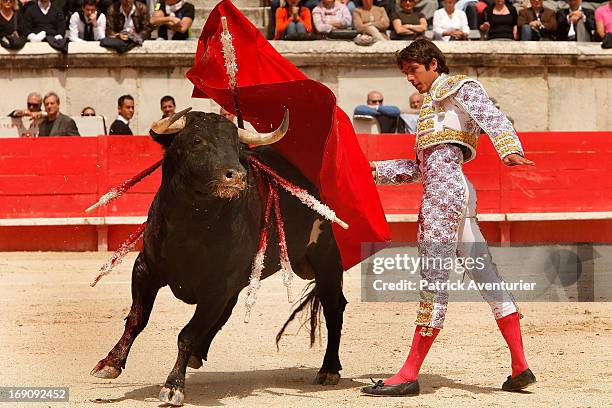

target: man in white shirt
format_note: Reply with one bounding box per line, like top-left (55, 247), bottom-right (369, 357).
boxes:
top-left (68, 0), bottom-right (106, 42)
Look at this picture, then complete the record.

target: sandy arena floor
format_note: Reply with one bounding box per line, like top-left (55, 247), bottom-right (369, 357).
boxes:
top-left (0, 252), bottom-right (610, 407)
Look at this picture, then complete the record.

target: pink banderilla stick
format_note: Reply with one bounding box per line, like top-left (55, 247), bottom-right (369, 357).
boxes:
top-left (85, 159), bottom-right (162, 213)
top-left (90, 222), bottom-right (147, 287)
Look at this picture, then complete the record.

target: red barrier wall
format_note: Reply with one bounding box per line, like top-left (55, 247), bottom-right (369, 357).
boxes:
top-left (0, 132), bottom-right (611, 250)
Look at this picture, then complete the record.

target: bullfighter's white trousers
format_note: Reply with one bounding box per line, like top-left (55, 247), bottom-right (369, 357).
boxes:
top-left (415, 143), bottom-right (518, 331)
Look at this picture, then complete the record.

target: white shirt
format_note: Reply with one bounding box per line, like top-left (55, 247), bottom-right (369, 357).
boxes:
top-left (120, 4), bottom-right (136, 33)
top-left (68, 12), bottom-right (107, 42)
top-left (38, 0), bottom-right (51, 15)
top-left (116, 114), bottom-right (130, 125)
top-left (432, 8), bottom-right (470, 41)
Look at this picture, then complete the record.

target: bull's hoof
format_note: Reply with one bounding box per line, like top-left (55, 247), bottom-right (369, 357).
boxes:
top-left (313, 371), bottom-right (341, 386)
top-left (159, 385), bottom-right (184, 406)
top-left (90, 360), bottom-right (122, 379)
top-left (187, 355), bottom-right (203, 369)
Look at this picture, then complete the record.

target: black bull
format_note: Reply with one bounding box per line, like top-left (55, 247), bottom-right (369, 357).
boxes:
top-left (91, 112), bottom-right (347, 405)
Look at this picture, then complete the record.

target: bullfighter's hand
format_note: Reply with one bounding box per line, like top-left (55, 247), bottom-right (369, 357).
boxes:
top-left (503, 153), bottom-right (535, 167)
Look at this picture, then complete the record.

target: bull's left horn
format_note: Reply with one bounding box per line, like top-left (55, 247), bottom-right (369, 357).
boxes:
top-left (150, 107), bottom-right (192, 135)
top-left (237, 110), bottom-right (289, 146)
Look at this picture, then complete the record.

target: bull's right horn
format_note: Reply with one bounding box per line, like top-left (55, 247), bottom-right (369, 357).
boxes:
top-left (150, 107), bottom-right (192, 135)
top-left (237, 110), bottom-right (289, 146)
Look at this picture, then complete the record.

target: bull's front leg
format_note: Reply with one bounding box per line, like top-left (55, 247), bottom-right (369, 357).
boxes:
top-left (91, 253), bottom-right (163, 379)
top-left (159, 296), bottom-right (231, 406)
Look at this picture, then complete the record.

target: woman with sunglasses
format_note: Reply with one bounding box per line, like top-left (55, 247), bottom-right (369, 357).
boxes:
top-left (81, 106), bottom-right (96, 117)
top-left (0, 0), bottom-right (26, 49)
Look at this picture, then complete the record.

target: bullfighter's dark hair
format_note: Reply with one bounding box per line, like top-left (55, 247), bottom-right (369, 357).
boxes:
top-left (117, 94), bottom-right (134, 107)
top-left (160, 95), bottom-right (175, 106)
top-left (395, 38), bottom-right (450, 74)
top-left (82, 0), bottom-right (98, 7)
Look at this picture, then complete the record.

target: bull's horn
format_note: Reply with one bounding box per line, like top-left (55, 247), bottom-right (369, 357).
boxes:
top-left (237, 110), bottom-right (289, 146)
top-left (150, 107), bottom-right (192, 135)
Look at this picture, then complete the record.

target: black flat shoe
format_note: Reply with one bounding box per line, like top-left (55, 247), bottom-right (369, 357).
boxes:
top-left (502, 368), bottom-right (536, 391)
top-left (361, 379), bottom-right (420, 396)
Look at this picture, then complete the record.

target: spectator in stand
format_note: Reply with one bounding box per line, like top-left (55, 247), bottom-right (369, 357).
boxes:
top-left (390, 0), bottom-right (427, 40)
top-left (556, 0), bottom-right (595, 41)
top-left (354, 90), bottom-right (401, 133)
top-left (595, 0), bottom-right (612, 39)
top-left (399, 92), bottom-right (424, 133)
top-left (8, 92), bottom-right (43, 118)
top-left (352, 0), bottom-right (390, 44)
top-left (109, 94), bottom-right (135, 135)
top-left (480, 0), bottom-right (518, 40)
top-left (21, 0), bottom-right (69, 52)
top-left (150, 0), bottom-right (194, 40)
top-left (274, 0), bottom-right (313, 39)
top-left (312, 0), bottom-right (352, 36)
top-left (433, 0), bottom-right (470, 40)
top-left (81, 106), bottom-right (96, 116)
top-left (8, 92), bottom-right (45, 136)
top-left (38, 92), bottom-right (80, 136)
top-left (68, 0), bottom-right (106, 42)
top-left (160, 95), bottom-right (176, 118)
top-left (101, 0), bottom-right (152, 53)
top-left (0, 0), bottom-right (26, 49)
top-left (517, 0), bottom-right (557, 40)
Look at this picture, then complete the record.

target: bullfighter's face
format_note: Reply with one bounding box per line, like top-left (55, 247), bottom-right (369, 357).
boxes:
top-left (168, 112), bottom-right (247, 200)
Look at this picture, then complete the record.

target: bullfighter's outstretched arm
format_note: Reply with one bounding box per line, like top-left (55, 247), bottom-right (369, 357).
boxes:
top-left (373, 159), bottom-right (421, 185)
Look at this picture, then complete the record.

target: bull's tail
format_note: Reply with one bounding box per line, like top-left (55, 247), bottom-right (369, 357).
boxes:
top-left (276, 281), bottom-right (321, 349)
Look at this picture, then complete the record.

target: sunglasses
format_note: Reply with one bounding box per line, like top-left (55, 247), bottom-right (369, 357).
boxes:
top-left (368, 99), bottom-right (384, 103)
top-left (81, 113), bottom-right (95, 117)
top-left (27, 103), bottom-right (41, 108)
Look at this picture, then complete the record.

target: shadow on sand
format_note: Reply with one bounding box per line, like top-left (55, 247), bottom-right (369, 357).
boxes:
top-left (91, 367), bottom-right (362, 406)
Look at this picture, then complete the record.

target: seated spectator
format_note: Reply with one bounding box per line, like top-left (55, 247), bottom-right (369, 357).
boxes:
top-left (399, 92), bottom-right (423, 133)
top-left (480, 0), bottom-right (518, 40)
top-left (68, 0), bottom-right (106, 42)
top-left (0, 0), bottom-right (26, 49)
top-left (109, 94), bottom-right (135, 135)
top-left (8, 92), bottom-right (44, 136)
top-left (101, 0), bottom-right (152, 53)
top-left (352, 0), bottom-right (390, 44)
top-left (595, 0), bottom-right (612, 39)
top-left (433, 0), bottom-right (470, 40)
top-left (160, 95), bottom-right (175, 118)
top-left (518, 0), bottom-right (557, 40)
top-left (8, 92), bottom-right (42, 118)
top-left (354, 90), bottom-right (401, 133)
top-left (81, 106), bottom-right (96, 116)
top-left (390, 0), bottom-right (427, 40)
top-left (557, 0), bottom-right (595, 40)
top-left (38, 92), bottom-right (80, 136)
top-left (312, 0), bottom-right (352, 37)
top-left (150, 0), bottom-right (194, 40)
top-left (21, 0), bottom-right (68, 53)
top-left (274, 0), bottom-right (313, 40)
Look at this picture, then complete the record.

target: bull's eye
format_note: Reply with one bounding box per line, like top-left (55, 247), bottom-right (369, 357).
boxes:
top-left (193, 138), bottom-right (202, 145)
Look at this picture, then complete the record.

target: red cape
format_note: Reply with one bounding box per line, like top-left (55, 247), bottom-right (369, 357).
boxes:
top-left (186, 0), bottom-right (390, 269)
